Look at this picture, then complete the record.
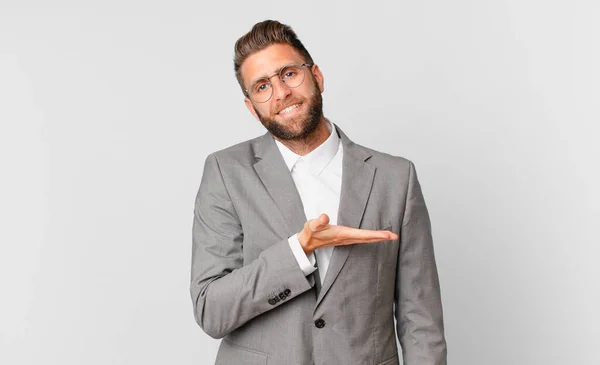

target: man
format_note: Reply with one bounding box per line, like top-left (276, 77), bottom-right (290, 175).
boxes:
top-left (191, 20), bottom-right (447, 365)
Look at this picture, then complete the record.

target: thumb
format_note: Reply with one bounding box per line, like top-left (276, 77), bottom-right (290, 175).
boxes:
top-left (309, 213), bottom-right (329, 231)
top-left (317, 213), bottom-right (330, 227)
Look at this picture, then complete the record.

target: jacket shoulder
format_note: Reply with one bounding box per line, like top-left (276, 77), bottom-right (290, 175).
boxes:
top-left (354, 142), bottom-right (414, 171)
top-left (208, 135), bottom-right (263, 167)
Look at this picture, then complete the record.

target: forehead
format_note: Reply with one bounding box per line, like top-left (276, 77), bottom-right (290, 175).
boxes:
top-left (240, 43), bottom-right (305, 85)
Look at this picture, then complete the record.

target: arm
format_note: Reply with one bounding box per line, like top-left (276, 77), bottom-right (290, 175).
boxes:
top-left (394, 161), bottom-right (447, 365)
top-left (190, 154), bottom-right (313, 339)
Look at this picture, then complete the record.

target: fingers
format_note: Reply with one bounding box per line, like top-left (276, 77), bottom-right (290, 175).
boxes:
top-left (382, 231), bottom-right (399, 241)
top-left (341, 227), bottom-right (398, 243)
top-left (357, 228), bottom-right (394, 241)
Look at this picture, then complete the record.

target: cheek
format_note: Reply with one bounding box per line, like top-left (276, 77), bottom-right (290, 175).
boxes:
top-left (300, 81), bottom-right (320, 98)
top-left (254, 103), bottom-right (272, 118)
top-left (256, 102), bottom-right (271, 115)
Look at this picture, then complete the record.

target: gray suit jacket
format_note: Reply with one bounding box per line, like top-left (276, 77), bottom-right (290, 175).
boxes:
top-left (190, 123), bottom-right (446, 365)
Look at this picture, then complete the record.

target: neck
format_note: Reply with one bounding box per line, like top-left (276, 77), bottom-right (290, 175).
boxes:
top-left (273, 116), bottom-right (330, 156)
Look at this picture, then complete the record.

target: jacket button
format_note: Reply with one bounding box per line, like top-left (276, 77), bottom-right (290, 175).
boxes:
top-left (268, 298), bottom-right (276, 305)
top-left (278, 292), bottom-right (286, 300)
top-left (283, 288), bottom-right (291, 296)
top-left (314, 319), bottom-right (325, 328)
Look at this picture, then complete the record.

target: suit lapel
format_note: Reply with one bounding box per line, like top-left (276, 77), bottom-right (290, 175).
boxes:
top-left (316, 125), bottom-right (375, 306)
top-left (253, 132), bottom-right (307, 237)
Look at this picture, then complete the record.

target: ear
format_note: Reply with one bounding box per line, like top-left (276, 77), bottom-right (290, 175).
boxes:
top-left (311, 64), bottom-right (325, 93)
top-left (244, 97), bottom-right (260, 121)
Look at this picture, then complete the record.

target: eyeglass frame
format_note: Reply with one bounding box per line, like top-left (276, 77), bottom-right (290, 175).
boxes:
top-left (244, 62), bottom-right (314, 103)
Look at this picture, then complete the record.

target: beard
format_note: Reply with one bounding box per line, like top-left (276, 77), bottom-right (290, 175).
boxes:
top-left (254, 83), bottom-right (323, 141)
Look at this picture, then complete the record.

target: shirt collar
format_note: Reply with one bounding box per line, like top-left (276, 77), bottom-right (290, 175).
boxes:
top-left (274, 119), bottom-right (340, 175)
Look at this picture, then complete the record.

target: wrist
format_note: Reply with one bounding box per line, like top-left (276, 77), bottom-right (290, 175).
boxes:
top-left (297, 229), bottom-right (314, 255)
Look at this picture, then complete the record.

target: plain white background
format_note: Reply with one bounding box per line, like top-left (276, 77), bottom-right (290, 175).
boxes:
top-left (1, 1), bottom-right (598, 364)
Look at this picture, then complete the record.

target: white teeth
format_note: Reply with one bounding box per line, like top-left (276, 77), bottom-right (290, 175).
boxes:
top-left (278, 104), bottom-right (300, 114)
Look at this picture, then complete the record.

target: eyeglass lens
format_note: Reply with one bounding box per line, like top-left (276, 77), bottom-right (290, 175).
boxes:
top-left (249, 64), bottom-right (307, 103)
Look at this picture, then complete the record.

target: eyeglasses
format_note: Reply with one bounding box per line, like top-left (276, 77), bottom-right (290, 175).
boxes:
top-left (245, 63), bottom-right (313, 103)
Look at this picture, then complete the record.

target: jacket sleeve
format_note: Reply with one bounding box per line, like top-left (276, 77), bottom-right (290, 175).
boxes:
top-left (190, 153), bottom-right (313, 339)
top-left (394, 161), bottom-right (447, 364)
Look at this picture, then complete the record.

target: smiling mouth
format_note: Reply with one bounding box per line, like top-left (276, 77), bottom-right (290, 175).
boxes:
top-left (277, 103), bottom-right (302, 115)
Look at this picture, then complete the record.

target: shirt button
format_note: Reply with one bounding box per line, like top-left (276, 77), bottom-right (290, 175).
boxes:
top-left (314, 319), bottom-right (326, 328)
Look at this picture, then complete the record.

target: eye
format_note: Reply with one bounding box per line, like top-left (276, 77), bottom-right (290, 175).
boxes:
top-left (282, 70), bottom-right (298, 79)
top-left (253, 81), bottom-right (271, 94)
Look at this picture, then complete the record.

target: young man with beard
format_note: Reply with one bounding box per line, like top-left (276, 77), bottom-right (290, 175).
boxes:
top-left (190, 20), bottom-right (447, 365)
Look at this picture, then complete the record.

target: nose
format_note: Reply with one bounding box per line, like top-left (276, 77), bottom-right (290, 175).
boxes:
top-left (270, 76), bottom-right (291, 101)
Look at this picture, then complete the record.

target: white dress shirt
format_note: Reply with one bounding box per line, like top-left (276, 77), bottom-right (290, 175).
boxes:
top-left (274, 119), bottom-right (344, 285)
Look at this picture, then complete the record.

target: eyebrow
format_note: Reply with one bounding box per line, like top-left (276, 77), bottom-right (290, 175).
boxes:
top-left (249, 69), bottom-right (277, 86)
top-left (248, 62), bottom-right (298, 86)
top-left (249, 74), bottom-right (271, 86)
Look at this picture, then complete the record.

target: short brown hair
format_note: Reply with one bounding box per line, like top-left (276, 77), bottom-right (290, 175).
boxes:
top-left (234, 20), bottom-right (314, 94)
